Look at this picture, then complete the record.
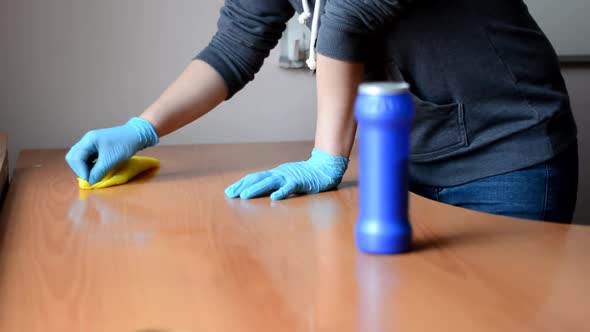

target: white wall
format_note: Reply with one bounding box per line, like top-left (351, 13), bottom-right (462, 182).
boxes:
top-left (0, 1), bottom-right (588, 224)
top-left (562, 66), bottom-right (590, 224)
top-left (526, 0), bottom-right (590, 56)
top-left (0, 0), bottom-right (317, 172)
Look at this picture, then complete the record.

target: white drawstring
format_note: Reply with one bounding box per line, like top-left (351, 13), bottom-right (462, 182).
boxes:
top-left (299, 0), bottom-right (321, 71)
top-left (298, 0), bottom-right (311, 24)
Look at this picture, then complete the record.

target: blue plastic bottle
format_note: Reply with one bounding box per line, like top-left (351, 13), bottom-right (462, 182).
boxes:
top-left (354, 82), bottom-right (414, 254)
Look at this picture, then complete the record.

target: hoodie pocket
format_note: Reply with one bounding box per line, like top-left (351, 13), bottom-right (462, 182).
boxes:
top-left (410, 99), bottom-right (468, 162)
top-left (384, 61), bottom-right (468, 162)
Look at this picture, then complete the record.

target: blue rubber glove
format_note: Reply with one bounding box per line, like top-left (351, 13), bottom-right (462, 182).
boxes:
top-left (65, 117), bottom-right (159, 185)
top-left (225, 148), bottom-right (349, 200)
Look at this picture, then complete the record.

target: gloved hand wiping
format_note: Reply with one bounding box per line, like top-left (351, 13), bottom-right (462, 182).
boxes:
top-left (225, 148), bottom-right (349, 200)
top-left (65, 117), bottom-right (159, 185)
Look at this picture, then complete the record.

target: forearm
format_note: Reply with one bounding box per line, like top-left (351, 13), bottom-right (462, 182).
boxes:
top-left (140, 60), bottom-right (228, 137)
top-left (314, 54), bottom-right (364, 158)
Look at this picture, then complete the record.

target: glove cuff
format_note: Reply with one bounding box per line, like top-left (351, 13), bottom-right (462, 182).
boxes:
top-left (309, 148), bottom-right (349, 179)
top-left (127, 117), bottom-right (160, 149)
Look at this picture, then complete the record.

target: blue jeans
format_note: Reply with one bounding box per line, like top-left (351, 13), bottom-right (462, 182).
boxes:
top-left (409, 142), bottom-right (579, 223)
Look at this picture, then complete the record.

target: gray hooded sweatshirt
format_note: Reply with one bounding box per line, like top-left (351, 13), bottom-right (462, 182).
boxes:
top-left (196, 0), bottom-right (577, 187)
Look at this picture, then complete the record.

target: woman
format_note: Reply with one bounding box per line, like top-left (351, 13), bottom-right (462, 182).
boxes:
top-left (66, 0), bottom-right (578, 222)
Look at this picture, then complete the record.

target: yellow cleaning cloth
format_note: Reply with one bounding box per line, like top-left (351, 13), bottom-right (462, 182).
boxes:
top-left (78, 156), bottom-right (160, 190)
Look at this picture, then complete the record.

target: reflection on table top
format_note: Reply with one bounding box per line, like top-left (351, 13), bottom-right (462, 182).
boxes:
top-left (0, 142), bottom-right (588, 332)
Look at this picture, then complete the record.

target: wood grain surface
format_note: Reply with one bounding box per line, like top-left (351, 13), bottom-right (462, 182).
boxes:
top-left (0, 142), bottom-right (588, 332)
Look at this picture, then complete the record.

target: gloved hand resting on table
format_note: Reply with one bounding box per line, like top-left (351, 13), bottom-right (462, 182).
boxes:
top-left (65, 117), bottom-right (159, 185)
top-left (225, 148), bottom-right (349, 200)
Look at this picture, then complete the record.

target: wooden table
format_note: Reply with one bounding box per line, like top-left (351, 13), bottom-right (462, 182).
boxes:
top-left (0, 142), bottom-right (588, 332)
